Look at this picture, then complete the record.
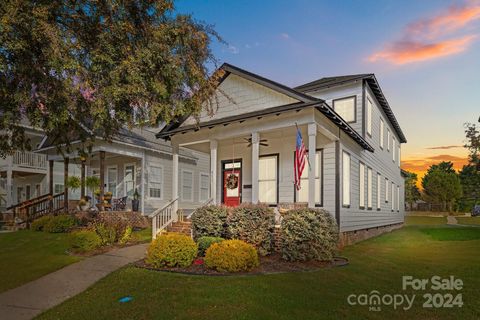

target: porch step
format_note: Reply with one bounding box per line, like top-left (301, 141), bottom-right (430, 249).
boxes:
top-left (167, 221), bottom-right (192, 236)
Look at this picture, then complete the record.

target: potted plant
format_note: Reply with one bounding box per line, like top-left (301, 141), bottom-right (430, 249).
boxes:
top-left (104, 191), bottom-right (113, 203)
top-left (77, 197), bottom-right (91, 211)
top-left (132, 189), bottom-right (140, 212)
top-left (66, 176), bottom-right (81, 192)
top-left (86, 176), bottom-right (100, 194)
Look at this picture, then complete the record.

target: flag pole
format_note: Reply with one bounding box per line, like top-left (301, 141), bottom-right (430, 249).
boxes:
top-left (295, 122), bottom-right (311, 171)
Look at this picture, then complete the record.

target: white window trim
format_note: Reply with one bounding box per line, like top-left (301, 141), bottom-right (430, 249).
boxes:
top-left (54, 183), bottom-right (64, 194)
top-left (359, 162), bottom-right (365, 209)
top-left (106, 165), bottom-right (118, 197)
top-left (181, 169), bottom-right (194, 202)
top-left (333, 96), bottom-right (356, 123)
top-left (392, 137), bottom-right (396, 162)
top-left (397, 185), bottom-right (400, 212)
top-left (342, 151), bottom-right (351, 207)
top-left (385, 178), bottom-right (389, 203)
top-left (259, 155), bottom-right (278, 205)
top-left (367, 167), bottom-right (372, 209)
top-left (391, 182), bottom-right (395, 211)
top-left (366, 98), bottom-right (372, 136)
top-left (124, 162), bottom-right (136, 197)
top-left (295, 150), bottom-right (322, 205)
top-left (148, 164), bottom-right (164, 200)
top-left (398, 144), bottom-right (401, 168)
top-left (25, 184), bottom-right (31, 200)
top-left (376, 173), bottom-right (381, 210)
top-left (380, 119), bottom-right (384, 149)
top-left (35, 183), bottom-right (42, 197)
top-left (199, 172), bottom-right (210, 202)
top-left (387, 129), bottom-right (391, 151)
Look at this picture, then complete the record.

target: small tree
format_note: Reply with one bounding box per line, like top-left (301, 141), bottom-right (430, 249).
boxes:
top-left (422, 165), bottom-right (462, 212)
top-left (404, 171), bottom-right (421, 210)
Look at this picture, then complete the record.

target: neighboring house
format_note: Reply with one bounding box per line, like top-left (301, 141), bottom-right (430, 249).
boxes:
top-left (157, 63), bottom-right (407, 242)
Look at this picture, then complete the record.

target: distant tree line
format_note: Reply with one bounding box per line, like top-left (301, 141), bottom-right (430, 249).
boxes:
top-left (404, 119), bottom-right (480, 212)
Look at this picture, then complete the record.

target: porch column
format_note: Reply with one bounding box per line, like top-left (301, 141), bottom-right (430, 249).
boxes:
top-left (308, 123), bottom-right (317, 208)
top-left (48, 160), bottom-right (54, 211)
top-left (80, 157), bottom-right (86, 199)
top-left (6, 155), bottom-right (13, 207)
top-left (141, 150), bottom-right (146, 215)
top-left (64, 157), bottom-right (69, 212)
top-left (251, 132), bottom-right (260, 204)
top-left (210, 140), bottom-right (217, 204)
top-left (99, 151), bottom-right (105, 210)
top-left (172, 144), bottom-right (179, 220)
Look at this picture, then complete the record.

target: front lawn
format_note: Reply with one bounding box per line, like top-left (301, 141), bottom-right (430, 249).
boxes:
top-left (0, 230), bottom-right (81, 293)
top-left (456, 217), bottom-right (480, 225)
top-left (405, 215), bottom-right (447, 225)
top-left (36, 225), bottom-right (480, 319)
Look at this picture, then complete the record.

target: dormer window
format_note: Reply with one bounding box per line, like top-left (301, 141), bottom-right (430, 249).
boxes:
top-left (333, 96), bottom-right (356, 123)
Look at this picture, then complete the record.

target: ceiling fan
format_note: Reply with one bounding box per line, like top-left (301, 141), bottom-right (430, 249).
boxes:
top-left (244, 137), bottom-right (269, 147)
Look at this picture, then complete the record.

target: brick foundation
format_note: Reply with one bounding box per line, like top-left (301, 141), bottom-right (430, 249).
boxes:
top-left (338, 223), bottom-right (404, 247)
top-left (95, 211), bottom-right (150, 229)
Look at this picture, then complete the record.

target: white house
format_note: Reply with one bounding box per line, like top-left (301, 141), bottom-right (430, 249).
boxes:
top-left (156, 63), bottom-right (407, 243)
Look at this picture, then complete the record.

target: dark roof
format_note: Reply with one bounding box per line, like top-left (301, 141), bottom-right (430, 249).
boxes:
top-left (295, 74), bottom-right (407, 143)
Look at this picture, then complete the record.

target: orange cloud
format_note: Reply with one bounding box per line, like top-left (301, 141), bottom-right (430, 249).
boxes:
top-left (369, 4), bottom-right (480, 64)
top-left (369, 35), bottom-right (476, 64)
top-left (426, 145), bottom-right (463, 150)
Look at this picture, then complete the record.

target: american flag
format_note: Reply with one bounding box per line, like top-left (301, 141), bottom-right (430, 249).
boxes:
top-left (294, 127), bottom-right (307, 190)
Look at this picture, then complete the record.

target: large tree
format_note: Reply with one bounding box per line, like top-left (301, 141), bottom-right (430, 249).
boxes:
top-left (404, 170), bottom-right (420, 211)
top-left (422, 162), bottom-right (462, 212)
top-left (0, 0), bottom-right (221, 157)
top-left (464, 120), bottom-right (480, 167)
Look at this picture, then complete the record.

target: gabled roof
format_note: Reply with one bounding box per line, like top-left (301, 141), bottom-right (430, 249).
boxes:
top-left (295, 74), bottom-right (407, 143)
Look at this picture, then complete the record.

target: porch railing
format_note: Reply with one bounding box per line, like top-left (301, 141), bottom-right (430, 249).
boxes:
top-left (6, 192), bottom-right (65, 227)
top-left (151, 198), bottom-right (179, 239)
top-left (184, 198), bottom-right (214, 221)
top-left (12, 150), bottom-right (47, 170)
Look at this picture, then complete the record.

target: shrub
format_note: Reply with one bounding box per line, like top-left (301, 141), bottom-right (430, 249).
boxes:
top-left (31, 215), bottom-right (53, 231)
top-left (197, 236), bottom-right (224, 256)
top-left (227, 204), bottom-right (275, 256)
top-left (191, 205), bottom-right (228, 240)
top-left (146, 233), bottom-right (198, 268)
top-left (91, 219), bottom-right (131, 245)
top-left (119, 226), bottom-right (133, 245)
top-left (281, 208), bottom-right (338, 262)
top-left (69, 229), bottom-right (102, 253)
top-left (204, 239), bottom-right (259, 272)
top-left (43, 215), bottom-right (78, 233)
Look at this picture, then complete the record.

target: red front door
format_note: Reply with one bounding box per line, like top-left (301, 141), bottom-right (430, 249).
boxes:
top-left (223, 169), bottom-right (241, 207)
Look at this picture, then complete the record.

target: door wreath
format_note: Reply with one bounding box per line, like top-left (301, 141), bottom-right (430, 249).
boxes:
top-left (225, 173), bottom-right (239, 189)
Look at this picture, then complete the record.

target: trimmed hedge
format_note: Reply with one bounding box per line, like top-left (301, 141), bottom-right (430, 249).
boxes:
top-left (69, 230), bottom-right (102, 253)
top-left (31, 215), bottom-right (77, 233)
top-left (205, 239), bottom-right (259, 272)
top-left (281, 208), bottom-right (338, 262)
top-left (31, 215), bottom-right (53, 231)
top-left (197, 236), bottom-right (224, 256)
top-left (91, 219), bottom-right (131, 245)
top-left (191, 205), bottom-right (228, 240)
top-left (146, 233), bottom-right (198, 268)
top-left (227, 204), bottom-right (275, 256)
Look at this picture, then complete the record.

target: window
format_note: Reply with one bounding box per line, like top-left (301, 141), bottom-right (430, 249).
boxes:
top-left (199, 173), bottom-right (210, 201)
top-left (149, 166), bottom-right (163, 199)
top-left (181, 170), bottom-right (194, 202)
top-left (342, 151), bottom-right (351, 207)
top-left (385, 178), bottom-right (389, 203)
top-left (333, 97), bottom-right (356, 123)
top-left (398, 144), bottom-right (401, 167)
top-left (124, 164), bottom-right (135, 197)
top-left (259, 155), bottom-right (278, 204)
top-left (366, 98), bottom-right (372, 136)
top-left (397, 185), bottom-right (400, 212)
top-left (54, 184), bottom-right (64, 194)
top-left (25, 185), bottom-right (31, 200)
top-left (359, 162), bottom-right (365, 209)
top-left (392, 137), bottom-right (396, 162)
top-left (107, 166), bottom-right (117, 197)
top-left (377, 173), bottom-right (381, 210)
top-left (380, 119), bottom-right (384, 149)
top-left (35, 184), bottom-right (41, 197)
top-left (296, 151), bottom-right (322, 205)
top-left (391, 182), bottom-right (395, 211)
top-left (367, 167), bottom-right (372, 209)
top-left (387, 129), bottom-right (391, 151)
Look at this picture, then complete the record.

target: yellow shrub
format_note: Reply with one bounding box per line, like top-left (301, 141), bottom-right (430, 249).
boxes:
top-left (205, 239), bottom-right (259, 272)
top-left (146, 233), bottom-right (197, 268)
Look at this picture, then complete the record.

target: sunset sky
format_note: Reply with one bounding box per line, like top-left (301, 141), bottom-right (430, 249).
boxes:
top-left (177, 0), bottom-right (479, 181)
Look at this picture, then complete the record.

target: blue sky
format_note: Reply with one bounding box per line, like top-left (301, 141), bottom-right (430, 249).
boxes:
top-left (176, 0), bottom-right (480, 176)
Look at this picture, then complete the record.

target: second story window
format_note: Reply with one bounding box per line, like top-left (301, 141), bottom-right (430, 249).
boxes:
top-left (380, 118), bottom-right (384, 149)
top-left (333, 96), bottom-right (356, 123)
top-left (387, 129), bottom-right (391, 151)
top-left (392, 137), bottom-right (396, 162)
top-left (366, 98), bottom-right (372, 136)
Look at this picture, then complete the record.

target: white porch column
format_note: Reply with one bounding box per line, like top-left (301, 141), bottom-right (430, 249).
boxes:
top-left (308, 123), bottom-right (317, 208)
top-left (172, 144), bottom-right (179, 220)
top-left (6, 155), bottom-right (13, 208)
top-left (210, 140), bottom-right (218, 204)
top-left (251, 132), bottom-right (260, 204)
top-left (141, 150), bottom-right (146, 215)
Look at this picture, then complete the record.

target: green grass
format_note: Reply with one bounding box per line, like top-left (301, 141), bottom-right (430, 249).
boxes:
top-left (36, 224), bottom-right (480, 320)
top-left (457, 217), bottom-right (480, 225)
top-left (0, 230), bottom-right (81, 293)
top-left (131, 227), bottom-right (152, 243)
top-left (405, 215), bottom-right (447, 225)
top-left (420, 226), bottom-right (480, 241)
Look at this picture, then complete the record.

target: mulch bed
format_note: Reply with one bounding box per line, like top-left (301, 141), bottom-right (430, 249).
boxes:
top-left (134, 255), bottom-right (349, 276)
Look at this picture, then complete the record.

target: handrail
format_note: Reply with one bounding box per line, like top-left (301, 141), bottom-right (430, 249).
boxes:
top-left (8, 192), bottom-right (66, 228)
top-left (6, 193), bottom-right (53, 210)
top-left (151, 197), bottom-right (179, 239)
top-left (185, 198), bottom-right (213, 220)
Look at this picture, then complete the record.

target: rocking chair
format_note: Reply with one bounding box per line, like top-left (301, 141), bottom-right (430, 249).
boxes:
top-left (113, 196), bottom-right (128, 211)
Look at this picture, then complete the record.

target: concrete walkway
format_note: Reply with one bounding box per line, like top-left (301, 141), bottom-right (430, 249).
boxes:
top-left (0, 243), bottom-right (148, 320)
top-left (447, 216), bottom-right (458, 225)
